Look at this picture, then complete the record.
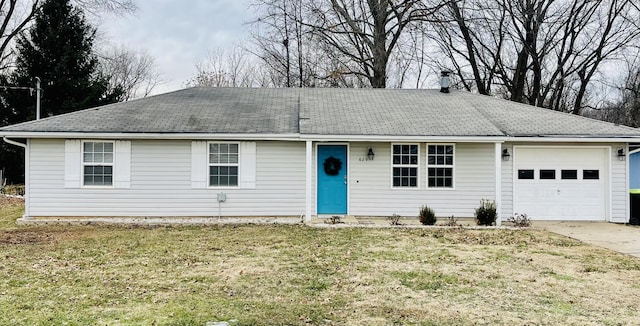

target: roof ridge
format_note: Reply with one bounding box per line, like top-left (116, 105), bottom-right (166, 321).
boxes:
top-left (461, 93), bottom-right (509, 137)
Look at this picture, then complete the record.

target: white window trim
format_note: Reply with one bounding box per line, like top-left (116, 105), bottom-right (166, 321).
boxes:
top-left (207, 141), bottom-right (241, 189)
top-left (426, 143), bottom-right (455, 190)
top-left (390, 143), bottom-right (421, 189)
top-left (81, 140), bottom-right (115, 188)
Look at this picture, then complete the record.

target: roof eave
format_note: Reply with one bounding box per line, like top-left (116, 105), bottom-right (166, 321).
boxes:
top-left (0, 131), bottom-right (302, 141)
top-left (2, 131), bottom-right (639, 143)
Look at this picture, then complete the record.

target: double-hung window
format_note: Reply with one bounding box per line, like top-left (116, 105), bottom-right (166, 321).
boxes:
top-left (392, 144), bottom-right (419, 188)
top-left (427, 144), bottom-right (454, 188)
top-left (82, 141), bottom-right (114, 186)
top-left (209, 143), bottom-right (239, 187)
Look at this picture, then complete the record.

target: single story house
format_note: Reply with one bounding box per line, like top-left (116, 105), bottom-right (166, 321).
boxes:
top-left (2, 87), bottom-right (640, 225)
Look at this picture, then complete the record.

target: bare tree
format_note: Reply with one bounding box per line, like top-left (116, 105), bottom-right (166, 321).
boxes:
top-left (303, 0), bottom-right (446, 88)
top-left (98, 45), bottom-right (162, 100)
top-left (249, 0), bottom-right (446, 88)
top-left (0, 0), bottom-right (136, 73)
top-left (187, 47), bottom-right (263, 88)
top-left (0, 0), bottom-right (40, 70)
top-left (596, 54), bottom-right (640, 126)
top-left (74, 0), bottom-right (135, 16)
top-left (249, 0), bottom-right (326, 87)
top-left (429, 0), bottom-right (640, 114)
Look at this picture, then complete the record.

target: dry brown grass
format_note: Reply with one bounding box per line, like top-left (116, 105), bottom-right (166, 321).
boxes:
top-left (1, 202), bottom-right (640, 325)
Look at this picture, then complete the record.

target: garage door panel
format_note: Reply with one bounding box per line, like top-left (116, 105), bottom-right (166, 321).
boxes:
top-left (513, 147), bottom-right (607, 221)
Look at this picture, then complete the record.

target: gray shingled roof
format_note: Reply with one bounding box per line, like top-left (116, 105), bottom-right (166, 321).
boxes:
top-left (2, 87), bottom-right (639, 138)
top-left (1, 88), bottom-right (300, 134)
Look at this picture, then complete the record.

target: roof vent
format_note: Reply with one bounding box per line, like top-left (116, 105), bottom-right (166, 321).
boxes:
top-left (440, 71), bottom-right (451, 93)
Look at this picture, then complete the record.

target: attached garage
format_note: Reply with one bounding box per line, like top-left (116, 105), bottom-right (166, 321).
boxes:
top-left (513, 146), bottom-right (608, 221)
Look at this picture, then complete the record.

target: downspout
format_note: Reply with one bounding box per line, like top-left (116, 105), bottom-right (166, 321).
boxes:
top-left (3, 137), bottom-right (27, 149)
top-left (2, 137), bottom-right (29, 219)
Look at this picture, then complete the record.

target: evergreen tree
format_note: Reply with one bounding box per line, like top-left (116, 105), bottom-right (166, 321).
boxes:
top-left (5, 0), bottom-right (123, 123)
top-left (0, 0), bottom-right (123, 183)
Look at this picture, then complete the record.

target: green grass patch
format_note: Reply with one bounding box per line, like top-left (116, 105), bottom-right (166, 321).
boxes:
top-left (395, 270), bottom-right (461, 291)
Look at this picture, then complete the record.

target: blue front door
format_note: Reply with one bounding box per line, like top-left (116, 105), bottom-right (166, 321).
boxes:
top-left (317, 145), bottom-right (348, 214)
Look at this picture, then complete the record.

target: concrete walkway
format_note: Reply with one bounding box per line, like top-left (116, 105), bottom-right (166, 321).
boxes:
top-left (536, 221), bottom-right (640, 258)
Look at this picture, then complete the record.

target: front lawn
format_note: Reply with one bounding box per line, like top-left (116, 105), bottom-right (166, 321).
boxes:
top-left (1, 197), bottom-right (640, 325)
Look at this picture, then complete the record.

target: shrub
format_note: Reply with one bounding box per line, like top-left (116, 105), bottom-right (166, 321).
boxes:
top-left (326, 215), bottom-right (343, 224)
top-left (387, 214), bottom-right (402, 226)
top-left (508, 212), bottom-right (531, 227)
top-left (1, 184), bottom-right (25, 196)
top-left (419, 205), bottom-right (436, 225)
top-left (475, 199), bottom-right (497, 226)
top-left (442, 215), bottom-right (460, 227)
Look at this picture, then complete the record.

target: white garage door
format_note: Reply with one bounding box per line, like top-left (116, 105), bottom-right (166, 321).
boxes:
top-left (513, 147), bottom-right (607, 221)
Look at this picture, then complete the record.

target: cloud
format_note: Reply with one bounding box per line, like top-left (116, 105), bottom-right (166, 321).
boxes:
top-left (96, 0), bottom-right (253, 94)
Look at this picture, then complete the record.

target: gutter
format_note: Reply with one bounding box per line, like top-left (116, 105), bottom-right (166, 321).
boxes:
top-left (0, 132), bottom-right (302, 141)
top-left (2, 137), bottom-right (26, 148)
top-left (2, 137), bottom-right (29, 219)
top-left (1, 132), bottom-right (640, 143)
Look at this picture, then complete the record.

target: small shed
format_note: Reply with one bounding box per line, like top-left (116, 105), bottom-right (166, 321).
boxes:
top-left (629, 148), bottom-right (640, 224)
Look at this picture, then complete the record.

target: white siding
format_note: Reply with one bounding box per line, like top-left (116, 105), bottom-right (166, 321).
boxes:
top-left (27, 138), bottom-right (630, 221)
top-left (347, 142), bottom-right (495, 217)
top-left (28, 139), bottom-right (306, 217)
top-left (501, 143), bottom-right (513, 220)
top-left (611, 143), bottom-right (628, 222)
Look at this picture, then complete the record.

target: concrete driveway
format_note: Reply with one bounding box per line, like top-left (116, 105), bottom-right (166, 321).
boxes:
top-left (536, 221), bottom-right (640, 258)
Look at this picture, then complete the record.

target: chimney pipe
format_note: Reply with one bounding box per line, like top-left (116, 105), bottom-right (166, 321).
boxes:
top-left (440, 71), bottom-right (450, 93)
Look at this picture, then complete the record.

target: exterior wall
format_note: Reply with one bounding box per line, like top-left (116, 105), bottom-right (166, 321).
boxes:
top-left (346, 142), bottom-right (496, 217)
top-left (502, 142), bottom-right (628, 223)
top-left (26, 138), bottom-right (629, 222)
top-left (500, 143), bottom-right (513, 219)
top-left (611, 143), bottom-right (628, 222)
top-left (27, 139), bottom-right (306, 217)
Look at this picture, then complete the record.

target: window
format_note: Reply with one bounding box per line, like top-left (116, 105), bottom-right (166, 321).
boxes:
top-left (583, 170), bottom-right (600, 180)
top-left (392, 144), bottom-right (418, 188)
top-left (518, 170), bottom-right (534, 180)
top-left (539, 169), bottom-right (556, 180)
top-left (427, 144), bottom-right (454, 188)
top-left (561, 169), bottom-right (578, 180)
top-left (209, 143), bottom-right (239, 187)
top-left (82, 141), bottom-right (113, 186)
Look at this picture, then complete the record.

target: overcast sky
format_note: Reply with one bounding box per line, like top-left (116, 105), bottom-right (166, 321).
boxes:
top-left (95, 0), bottom-right (254, 95)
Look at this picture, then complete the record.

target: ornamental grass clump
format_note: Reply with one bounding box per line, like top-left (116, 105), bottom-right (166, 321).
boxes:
top-left (388, 214), bottom-right (402, 226)
top-left (508, 212), bottom-right (531, 227)
top-left (419, 205), bottom-right (436, 225)
top-left (475, 199), bottom-right (497, 226)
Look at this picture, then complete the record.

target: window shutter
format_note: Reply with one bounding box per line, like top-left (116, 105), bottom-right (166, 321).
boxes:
top-left (240, 142), bottom-right (257, 189)
top-left (191, 141), bottom-right (207, 188)
top-left (64, 140), bottom-right (81, 188)
top-left (114, 140), bottom-right (131, 188)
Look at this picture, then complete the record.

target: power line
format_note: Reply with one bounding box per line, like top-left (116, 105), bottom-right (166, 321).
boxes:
top-left (0, 77), bottom-right (42, 119)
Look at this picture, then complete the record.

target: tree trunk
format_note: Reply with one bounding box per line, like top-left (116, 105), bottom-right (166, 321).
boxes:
top-left (449, 1), bottom-right (487, 94)
top-left (370, 0), bottom-right (388, 88)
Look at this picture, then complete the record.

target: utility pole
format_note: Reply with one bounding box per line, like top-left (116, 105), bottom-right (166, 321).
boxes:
top-left (0, 77), bottom-right (42, 120)
top-left (35, 77), bottom-right (41, 120)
